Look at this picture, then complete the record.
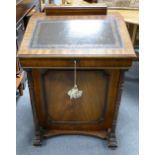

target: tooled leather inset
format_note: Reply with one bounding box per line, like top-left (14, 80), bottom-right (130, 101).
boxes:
top-left (29, 19), bottom-right (123, 49)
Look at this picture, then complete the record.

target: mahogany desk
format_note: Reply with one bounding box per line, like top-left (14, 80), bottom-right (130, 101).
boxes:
top-left (18, 13), bottom-right (136, 149)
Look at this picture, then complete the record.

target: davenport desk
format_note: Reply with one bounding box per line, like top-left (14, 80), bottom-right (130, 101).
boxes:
top-left (18, 12), bottom-right (136, 149)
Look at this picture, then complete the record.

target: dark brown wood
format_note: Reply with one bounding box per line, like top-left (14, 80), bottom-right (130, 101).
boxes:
top-left (25, 67), bottom-right (128, 148)
top-left (45, 5), bottom-right (107, 16)
top-left (43, 130), bottom-right (108, 139)
top-left (27, 69), bottom-right (43, 145)
top-left (19, 58), bottom-right (132, 69)
top-left (43, 70), bottom-right (108, 124)
top-left (108, 70), bottom-right (124, 149)
top-left (18, 12), bottom-right (136, 148)
top-left (84, 0), bottom-right (98, 3)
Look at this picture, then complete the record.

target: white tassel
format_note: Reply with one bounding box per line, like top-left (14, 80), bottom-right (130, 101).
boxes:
top-left (68, 85), bottom-right (83, 100)
top-left (67, 60), bottom-right (83, 100)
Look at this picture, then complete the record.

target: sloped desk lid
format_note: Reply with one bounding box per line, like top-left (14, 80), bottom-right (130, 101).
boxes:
top-left (18, 13), bottom-right (136, 58)
top-left (29, 19), bottom-right (123, 49)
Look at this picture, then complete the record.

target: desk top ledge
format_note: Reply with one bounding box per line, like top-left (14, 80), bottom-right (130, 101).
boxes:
top-left (18, 13), bottom-right (136, 59)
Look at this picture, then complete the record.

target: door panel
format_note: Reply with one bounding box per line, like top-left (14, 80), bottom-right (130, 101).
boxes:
top-left (42, 70), bottom-right (109, 125)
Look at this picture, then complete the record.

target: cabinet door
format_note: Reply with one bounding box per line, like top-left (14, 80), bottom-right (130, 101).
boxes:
top-left (30, 69), bottom-right (121, 130)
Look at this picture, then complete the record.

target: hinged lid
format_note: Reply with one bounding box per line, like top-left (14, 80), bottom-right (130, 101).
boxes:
top-left (18, 13), bottom-right (136, 59)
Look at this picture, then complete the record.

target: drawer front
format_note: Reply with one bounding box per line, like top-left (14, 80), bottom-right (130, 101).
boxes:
top-left (20, 58), bottom-right (132, 69)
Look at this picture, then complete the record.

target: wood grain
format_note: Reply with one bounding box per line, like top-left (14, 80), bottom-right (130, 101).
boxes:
top-left (20, 58), bottom-right (132, 68)
top-left (19, 12), bottom-right (135, 148)
top-left (43, 130), bottom-right (108, 139)
top-left (43, 70), bottom-right (108, 123)
top-left (18, 13), bottom-right (136, 59)
top-left (45, 5), bottom-right (107, 15)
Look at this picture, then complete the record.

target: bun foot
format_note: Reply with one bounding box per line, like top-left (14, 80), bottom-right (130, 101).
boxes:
top-left (108, 133), bottom-right (118, 149)
top-left (33, 132), bottom-right (42, 146)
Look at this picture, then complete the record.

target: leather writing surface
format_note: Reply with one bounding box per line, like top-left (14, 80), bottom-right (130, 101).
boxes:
top-left (29, 19), bottom-right (123, 49)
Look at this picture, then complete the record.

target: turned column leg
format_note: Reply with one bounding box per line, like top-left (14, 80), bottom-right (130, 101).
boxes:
top-left (107, 70), bottom-right (124, 149)
top-left (27, 69), bottom-right (43, 146)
